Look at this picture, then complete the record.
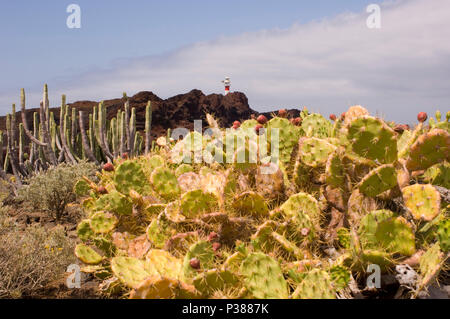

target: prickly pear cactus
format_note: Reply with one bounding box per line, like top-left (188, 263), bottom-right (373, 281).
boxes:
top-left (114, 160), bottom-right (149, 195)
top-left (151, 167), bottom-right (181, 200)
top-left (292, 269), bottom-right (335, 299)
top-left (346, 116), bottom-right (397, 164)
top-left (111, 256), bottom-right (156, 289)
top-left (402, 184), bottom-right (441, 221)
top-left (301, 113), bottom-right (332, 138)
top-left (89, 211), bottom-right (118, 234)
top-left (182, 241), bottom-right (215, 282)
top-left (240, 252), bottom-right (289, 299)
top-left (406, 129), bottom-right (450, 171)
top-left (298, 137), bottom-right (336, 168)
top-left (75, 244), bottom-right (103, 265)
top-left (357, 164), bottom-right (397, 197)
top-left (68, 103), bottom-right (448, 299)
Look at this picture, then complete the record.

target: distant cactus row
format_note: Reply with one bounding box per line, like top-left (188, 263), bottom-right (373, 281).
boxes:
top-left (0, 85), bottom-right (155, 186)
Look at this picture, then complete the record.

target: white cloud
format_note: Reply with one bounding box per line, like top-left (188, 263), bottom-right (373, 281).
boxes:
top-left (2, 0), bottom-right (449, 123)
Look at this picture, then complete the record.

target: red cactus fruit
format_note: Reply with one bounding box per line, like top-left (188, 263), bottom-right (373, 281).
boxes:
top-left (329, 114), bottom-right (337, 121)
top-left (208, 232), bottom-right (218, 242)
top-left (293, 117), bottom-right (302, 126)
top-left (189, 258), bottom-right (200, 269)
top-left (278, 109), bottom-right (287, 118)
top-left (257, 115), bottom-right (268, 125)
top-left (255, 124), bottom-right (264, 134)
top-left (340, 112), bottom-right (346, 120)
top-left (103, 163), bottom-right (114, 172)
top-left (212, 242), bottom-right (221, 252)
top-left (232, 121), bottom-right (241, 129)
top-left (417, 112), bottom-right (428, 123)
top-left (122, 152), bottom-right (129, 160)
top-left (97, 186), bottom-right (108, 195)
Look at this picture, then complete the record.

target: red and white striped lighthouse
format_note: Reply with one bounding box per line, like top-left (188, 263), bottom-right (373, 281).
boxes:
top-left (222, 77), bottom-right (231, 95)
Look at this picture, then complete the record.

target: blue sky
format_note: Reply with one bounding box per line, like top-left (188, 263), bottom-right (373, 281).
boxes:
top-left (1, 0), bottom-right (449, 123)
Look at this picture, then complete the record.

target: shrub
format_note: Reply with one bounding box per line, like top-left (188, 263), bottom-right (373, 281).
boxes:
top-left (18, 161), bottom-right (98, 221)
top-left (0, 210), bottom-right (76, 298)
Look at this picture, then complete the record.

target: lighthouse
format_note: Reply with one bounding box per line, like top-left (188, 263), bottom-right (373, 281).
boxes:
top-left (222, 77), bottom-right (231, 95)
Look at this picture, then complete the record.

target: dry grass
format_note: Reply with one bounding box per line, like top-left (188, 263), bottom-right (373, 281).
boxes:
top-left (0, 209), bottom-right (76, 298)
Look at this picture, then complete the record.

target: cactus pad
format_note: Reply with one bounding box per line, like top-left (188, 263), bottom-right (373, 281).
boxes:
top-left (77, 219), bottom-right (95, 242)
top-left (89, 211), bottom-right (118, 234)
top-left (182, 241), bottom-right (215, 281)
top-left (402, 184), bottom-right (441, 221)
top-left (241, 252), bottom-right (289, 299)
top-left (93, 190), bottom-right (133, 215)
top-left (301, 113), bottom-right (332, 138)
top-left (114, 160), bottom-right (149, 195)
top-left (111, 256), bottom-right (156, 289)
top-left (298, 137), bottom-right (337, 168)
top-left (292, 269), bottom-right (335, 299)
top-left (151, 167), bottom-right (181, 200)
top-left (145, 249), bottom-right (182, 279)
top-left (75, 244), bottom-right (103, 265)
top-left (180, 190), bottom-right (218, 218)
top-left (406, 129), bottom-right (450, 171)
top-left (346, 116), bottom-right (397, 164)
top-left (357, 164), bottom-right (397, 197)
top-left (193, 269), bottom-right (240, 296)
top-left (375, 217), bottom-right (416, 256)
top-left (232, 191), bottom-right (269, 217)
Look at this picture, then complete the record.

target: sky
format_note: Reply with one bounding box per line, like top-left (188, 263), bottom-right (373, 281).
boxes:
top-left (0, 0), bottom-right (449, 123)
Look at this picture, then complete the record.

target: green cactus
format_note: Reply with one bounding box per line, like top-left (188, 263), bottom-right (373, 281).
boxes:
top-left (358, 210), bottom-right (395, 248)
top-left (301, 113), bottom-right (332, 138)
top-left (423, 162), bottom-right (450, 189)
top-left (180, 190), bottom-right (218, 218)
top-left (90, 211), bottom-right (118, 234)
top-left (193, 269), bottom-right (239, 296)
top-left (375, 217), bottom-right (416, 256)
top-left (232, 191), bottom-right (269, 217)
top-left (111, 256), bottom-right (157, 289)
top-left (76, 219), bottom-right (95, 242)
top-left (175, 164), bottom-right (194, 177)
top-left (346, 116), bottom-right (397, 164)
top-left (436, 219), bottom-right (449, 252)
top-left (145, 249), bottom-right (182, 279)
top-left (93, 190), bottom-right (133, 215)
top-left (146, 218), bottom-right (171, 249)
top-left (417, 243), bottom-right (446, 292)
top-left (357, 164), bottom-right (397, 197)
top-left (151, 167), bottom-right (181, 200)
top-left (266, 117), bottom-right (301, 163)
top-left (292, 269), bottom-right (335, 299)
top-left (114, 160), bottom-right (149, 195)
top-left (279, 192), bottom-right (320, 233)
top-left (298, 137), bottom-right (337, 168)
top-left (240, 252), bottom-right (289, 299)
top-left (325, 149), bottom-right (346, 188)
top-left (402, 184), bottom-right (441, 221)
top-left (75, 244), bottom-right (103, 265)
top-left (74, 179), bottom-right (91, 197)
top-left (406, 129), bottom-right (449, 171)
top-left (182, 241), bottom-right (215, 282)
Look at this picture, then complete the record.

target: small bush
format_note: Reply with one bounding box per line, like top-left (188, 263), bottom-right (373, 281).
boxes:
top-left (0, 211), bottom-right (76, 298)
top-left (18, 161), bottom-right (98, 221)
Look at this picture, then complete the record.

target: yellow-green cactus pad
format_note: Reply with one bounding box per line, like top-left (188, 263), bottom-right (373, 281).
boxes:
top-left (402, 184), bottom-right (441, 221)
top-left (357, 164), bottom-right (397, 197)
top-left (89, 211), bottom-right (118, 234)
top-left (75, 244), bottom-right (103, 265)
